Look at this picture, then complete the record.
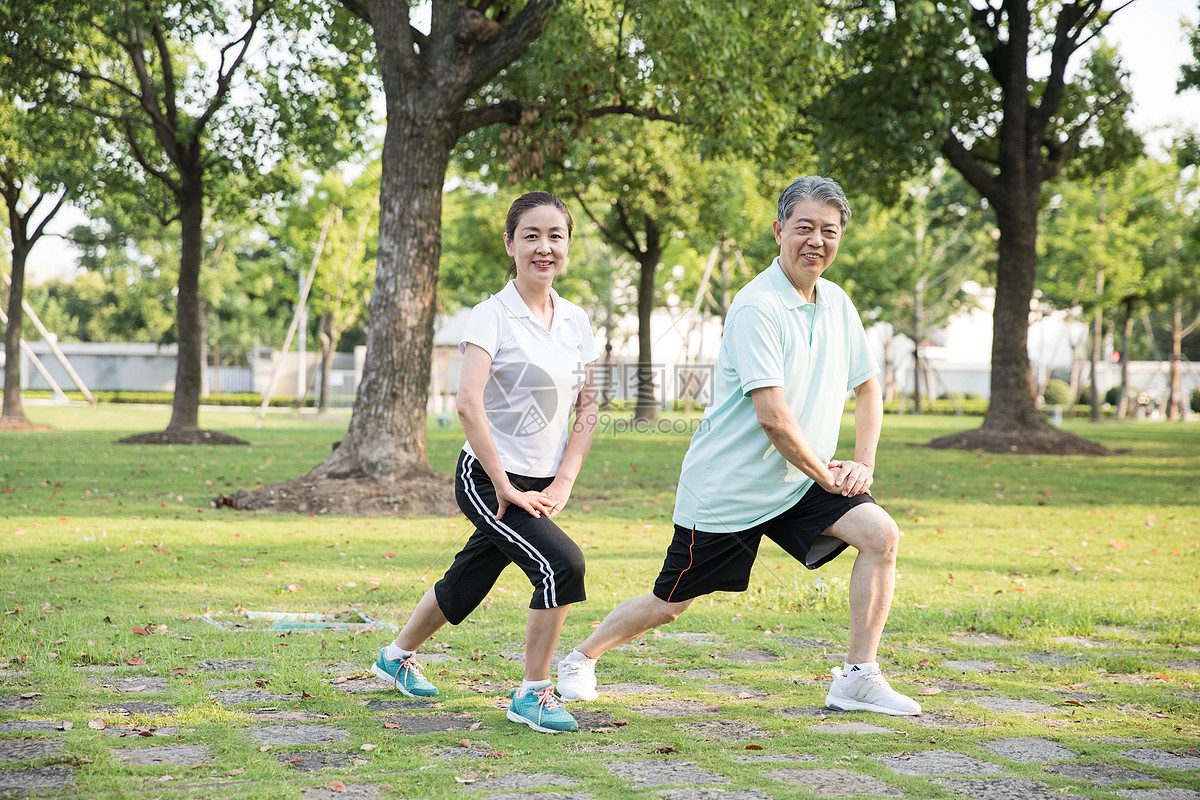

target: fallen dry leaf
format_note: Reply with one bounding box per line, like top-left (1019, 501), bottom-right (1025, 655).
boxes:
top-left (653, 745), bottom-right (680, 754)
top-left (360, 743), bottom-right (376, 751)
top-left (87, 719), bottom-right (106, 730)
top-left (917, 687), bottom-right (942, 696)
top-left (131, 627), bottom-right (149, 636)
top-left (329, 779), bottom-right (347, 793)
top-left (745, 744), bottom-right (764, 751)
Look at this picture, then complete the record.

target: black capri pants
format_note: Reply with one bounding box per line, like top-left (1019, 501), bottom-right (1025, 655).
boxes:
top-left (434, 451), bottom-right (586, 625)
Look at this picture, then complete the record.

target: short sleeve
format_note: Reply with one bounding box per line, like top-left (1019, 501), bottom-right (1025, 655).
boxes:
top-left (724, 303), bottom-right (785, 396)
top-left (843, 297), bottom-right (879, 390)
top-left (576, 312), bottom-right (600, 365)
top-left (460, 300), bottom-right (503, 357)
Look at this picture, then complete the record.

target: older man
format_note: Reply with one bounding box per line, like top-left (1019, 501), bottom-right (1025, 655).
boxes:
top-left (556, 175), bottom-right (920, 716)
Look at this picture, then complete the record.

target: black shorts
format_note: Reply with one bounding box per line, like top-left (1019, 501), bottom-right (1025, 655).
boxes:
top-left (435, 451), bottom-right (586, 624)
top-left (653, 483), bottom-right (875, 603)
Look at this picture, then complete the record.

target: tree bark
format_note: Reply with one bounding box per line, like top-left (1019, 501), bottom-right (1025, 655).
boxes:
top-left (1, 221), bottom-right (30, 425)
top-left (310, 113), bottom-right (457, 481)
top-left (634, 218), bottom-right (661, 423)
top-left (167, 158), bottom-right (205, 431)
top-left (979, 198), bottom-right (1048, 433)
top-left (1168, 300), bottom-right (1183, 421)
top-left (1116, 298), bottom-right (1134, 419)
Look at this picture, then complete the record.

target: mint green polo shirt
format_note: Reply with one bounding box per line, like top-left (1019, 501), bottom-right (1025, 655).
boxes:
top-left (673, 258), bottom-right (879, 532)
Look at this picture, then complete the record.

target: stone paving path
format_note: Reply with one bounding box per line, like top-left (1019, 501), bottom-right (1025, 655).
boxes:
top-left (1, 633), bottom-right (1198, 799)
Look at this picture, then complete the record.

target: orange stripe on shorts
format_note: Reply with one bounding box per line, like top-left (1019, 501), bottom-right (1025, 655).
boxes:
top-left (665, 527), bottom-right (697, 602)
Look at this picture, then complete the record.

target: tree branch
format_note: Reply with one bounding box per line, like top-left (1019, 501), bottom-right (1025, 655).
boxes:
top-left (456, 98), bottom-right (683, 138)
top-left (1041, 88), bottom-right (1129, 181)
top-left (572, 189), bottom-right (639, 258)
top-left (1033, 0), bottom-right (1105, 135)
top-left (941, 133), bottom-right (998, 202)
top-left (461, 0), bottom-right (557, 98)
top-left (28, 190), bottom-right (70, 245)
top-left (123, 117), bottom-right (181, 195)
top-left (196, 0), bottom-right (270, 133)
top-left (151, 20), bottom-right (178, 130)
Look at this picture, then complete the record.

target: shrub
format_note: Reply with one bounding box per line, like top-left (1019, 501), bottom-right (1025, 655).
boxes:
top-left (1192, 389), bottom-right (1200, 412)
top-left (1105, 386), bottom-right (1123, 406)
top-left (1042, 379), bottom-right (1071, 406)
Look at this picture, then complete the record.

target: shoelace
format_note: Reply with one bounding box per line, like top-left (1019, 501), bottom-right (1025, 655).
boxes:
top-left (559, 661), bottom-right (587, 677)
top-left (395, 656), bottom-right (427, 686)
top-left (852, 672), bottom-right (893, 700)
top-left (531, 685), bottom-right (562, 711)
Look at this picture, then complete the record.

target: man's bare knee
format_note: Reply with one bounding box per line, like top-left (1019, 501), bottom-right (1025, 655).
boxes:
top-left (648, 596), bottom-right (691, 627)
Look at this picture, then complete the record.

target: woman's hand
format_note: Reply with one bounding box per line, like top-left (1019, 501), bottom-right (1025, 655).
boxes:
top-left (496, 484), bottom-right (555, 520)
top-left (542, 476), bottom-right (575, 518)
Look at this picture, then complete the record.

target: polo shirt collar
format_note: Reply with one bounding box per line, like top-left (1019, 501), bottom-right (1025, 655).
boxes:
top-left (497, 280), bottom-right (570, 329)
top-left (766, 258), bottom-right (829, 310)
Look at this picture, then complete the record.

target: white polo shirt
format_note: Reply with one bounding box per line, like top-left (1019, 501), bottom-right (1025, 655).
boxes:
top-left (673, 259), bottom-right (879, 531)
top-left (460, 281), bottom-right (600, 478)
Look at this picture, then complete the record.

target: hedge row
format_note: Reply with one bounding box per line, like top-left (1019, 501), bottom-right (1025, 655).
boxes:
top-left (8, 390), bottom-right (317, 408)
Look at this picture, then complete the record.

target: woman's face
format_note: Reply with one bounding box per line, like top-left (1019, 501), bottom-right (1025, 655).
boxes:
top-left (505, 204), bottom-right (571, 284)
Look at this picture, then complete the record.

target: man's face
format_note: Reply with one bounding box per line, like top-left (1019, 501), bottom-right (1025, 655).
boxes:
top-left (772, 200), bottom-right (845, 282)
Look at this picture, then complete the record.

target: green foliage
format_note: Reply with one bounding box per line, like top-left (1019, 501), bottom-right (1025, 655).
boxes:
top-left (8, 389), bottom-right (312, 407)
top-left (838, 166), bottom-right (994, 337)
top-left (818, 2), bottom-right (1138, 201)
top-left (1042, 378), bottom-right (1072, 406)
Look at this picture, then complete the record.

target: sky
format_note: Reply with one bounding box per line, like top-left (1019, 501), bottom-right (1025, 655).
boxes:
top-left (16, 0), bottom-right (1200, 287)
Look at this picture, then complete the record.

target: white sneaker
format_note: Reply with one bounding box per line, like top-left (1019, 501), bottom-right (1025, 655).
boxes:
top-left (556, 656), bottom-right (598, 702)
top-left (825, 666), bottom-right (922, 716)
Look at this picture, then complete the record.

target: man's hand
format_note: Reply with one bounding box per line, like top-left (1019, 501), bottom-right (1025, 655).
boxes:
top-left (827, 460), bottom-right (874, 496)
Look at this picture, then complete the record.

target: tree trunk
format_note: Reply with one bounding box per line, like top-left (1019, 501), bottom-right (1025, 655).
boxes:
top-left (318, 317), bottom-right (333, 414)
top-left (980, 199), bottom-right (1048, 433)
top-left (633, 219), bottom-right (661, 424)
top-left (1116, 298), bottom-right (1133, 419)
top-left (912, 281), bottom-right (924, 414)
top-left (1, 227), bottom-right (30, 425)
top-left (1088, 308), bottom-right (1102, 422)
top-left (310, 114), bottom-right (456, 480)
top-left (1168, 300), bottom-right (1183, 421)
top-left (167, 163), bottom-right (205, 431)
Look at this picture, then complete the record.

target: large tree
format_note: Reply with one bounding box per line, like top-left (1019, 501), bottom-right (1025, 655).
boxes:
top-left (237, 0), bottom-right (818, 515)
top-left (0, 68), bottom-right (99, 427)
top-left (822, 0), bottom-right (1139, 454)
top-left (6, 0), bottom-right (372, 443)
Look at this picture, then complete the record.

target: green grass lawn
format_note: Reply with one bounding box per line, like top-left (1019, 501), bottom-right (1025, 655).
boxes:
top-left (1, 403), bottom-right (1198, 799)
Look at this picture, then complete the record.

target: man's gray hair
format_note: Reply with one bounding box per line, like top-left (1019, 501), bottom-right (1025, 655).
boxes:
top-left (777, 176), bottom-right (851, 229)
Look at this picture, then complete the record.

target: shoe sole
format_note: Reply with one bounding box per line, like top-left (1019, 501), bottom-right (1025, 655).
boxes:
top-left (556, 688), bottom-right (598, 703)
top-left (824, 692), bottom-right (920, 716)
top-left (506, 708), bottom-right (577, 733)
top-left (371, 663), bottom-right (438, 698)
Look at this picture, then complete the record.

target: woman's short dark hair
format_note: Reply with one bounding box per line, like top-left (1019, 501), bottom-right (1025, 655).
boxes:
top-left (505, 192), bottom-right (573, 280)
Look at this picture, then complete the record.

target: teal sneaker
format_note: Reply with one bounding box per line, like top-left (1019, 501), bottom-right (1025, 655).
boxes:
top-left (370, 649), bottom-right (439, 698)
top-left (506, 685), bottom-right (578, 733)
